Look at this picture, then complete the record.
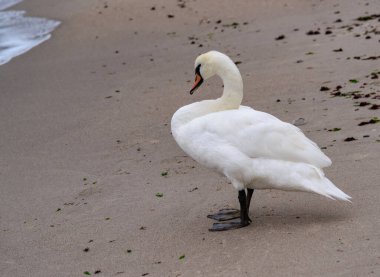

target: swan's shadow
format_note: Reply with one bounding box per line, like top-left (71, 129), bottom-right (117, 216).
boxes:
top-left (248, 206), bottom-right (352, 230)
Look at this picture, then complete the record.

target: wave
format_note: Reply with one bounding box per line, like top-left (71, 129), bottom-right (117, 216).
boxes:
top-left (0, 0), bottom-right (60, 65)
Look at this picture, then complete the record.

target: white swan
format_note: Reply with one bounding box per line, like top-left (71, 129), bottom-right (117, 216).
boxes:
top-left (171, 51), bottom-right (351, 231)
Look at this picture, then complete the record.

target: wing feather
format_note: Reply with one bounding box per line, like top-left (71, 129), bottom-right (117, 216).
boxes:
top-left (190, 107), bottom-right (331, 168)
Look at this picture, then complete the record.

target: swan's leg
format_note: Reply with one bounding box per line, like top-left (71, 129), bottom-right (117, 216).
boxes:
top-left (207, 188), bottom-right (254, 222)
top-left (209, 190), bottom-right (250, 231)
top-left (246, 188), bottom-right (254, 223)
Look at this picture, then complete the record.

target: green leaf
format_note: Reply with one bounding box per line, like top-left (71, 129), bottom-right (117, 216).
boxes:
top-left (305, 52), bottom-right (314, 55)
top-left (349, 79), bottom-right (358, 83)
top-left (161, 171), bottom-right (168, 176)
top-left (328, 128), bottom-right (341, 132)
top-left (179, 254), bottom-right (185, 260)
top-left (155, 193), bottom-right (163, 198)
top-left (84, 271), bottom-right (91, 275)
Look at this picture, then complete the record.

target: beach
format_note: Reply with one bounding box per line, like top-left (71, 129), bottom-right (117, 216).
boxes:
top-left (1, 0), bottom-right (379, 276)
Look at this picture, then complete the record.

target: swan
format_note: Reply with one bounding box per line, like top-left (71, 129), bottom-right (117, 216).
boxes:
top-left (171, 51), bottom-right (351, 231)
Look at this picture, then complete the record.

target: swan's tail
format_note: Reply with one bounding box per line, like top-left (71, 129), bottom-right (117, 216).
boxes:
top-left (250, 159), bottom-right (351, 202)
top-left (307, 175), bottom-right (351, 202)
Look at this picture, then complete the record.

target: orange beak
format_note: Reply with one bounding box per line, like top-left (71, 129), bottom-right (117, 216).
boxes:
top-left (190, 73), bottom-right (204, 95)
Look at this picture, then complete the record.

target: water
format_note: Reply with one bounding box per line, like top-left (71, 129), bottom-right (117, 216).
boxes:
top-left (0, 0), bottom-right (60, 65)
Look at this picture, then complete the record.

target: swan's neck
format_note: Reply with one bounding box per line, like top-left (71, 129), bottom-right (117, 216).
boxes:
top-left (172, 59), bottom-right (243, 131)
top-left (216, 66), bottom-right (243, 109)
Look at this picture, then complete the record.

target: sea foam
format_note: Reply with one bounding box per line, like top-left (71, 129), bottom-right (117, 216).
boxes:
top-left (0, 0), bottom-right (60, 65)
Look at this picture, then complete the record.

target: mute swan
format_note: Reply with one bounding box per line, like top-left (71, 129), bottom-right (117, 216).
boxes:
top-left (171, 51), bottom-right (351, 231)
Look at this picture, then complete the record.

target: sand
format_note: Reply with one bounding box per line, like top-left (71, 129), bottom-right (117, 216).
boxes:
top-left (1, 0), bottom-right (379, 276)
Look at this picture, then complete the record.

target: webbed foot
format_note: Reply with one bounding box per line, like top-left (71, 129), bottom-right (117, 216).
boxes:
top-left (209, 219), bottom-right (250, 232)
top-left (207, 208), bottom-right (240, 221)
top-left (208, 189), bottom-right (254, 232)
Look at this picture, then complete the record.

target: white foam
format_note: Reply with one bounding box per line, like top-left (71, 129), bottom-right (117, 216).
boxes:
top-left (0, 0), bottom-right (60, 65)
top-left (0, 0), bottom-right (22, 11)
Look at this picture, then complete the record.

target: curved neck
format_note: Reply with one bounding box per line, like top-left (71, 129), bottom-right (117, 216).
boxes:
top-left (171, 55), bottom-right (244, 132)
top-left (216, 63), bottom-right (243, 109)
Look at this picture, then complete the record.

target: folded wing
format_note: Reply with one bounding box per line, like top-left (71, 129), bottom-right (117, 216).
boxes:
top-left (194, 107), bottom-right (331, 168)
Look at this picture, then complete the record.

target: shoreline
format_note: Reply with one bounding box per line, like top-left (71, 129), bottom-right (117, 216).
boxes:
top-left (0, 1), bottom-right (60, 65)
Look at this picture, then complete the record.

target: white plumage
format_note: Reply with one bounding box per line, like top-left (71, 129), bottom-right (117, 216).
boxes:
top-left (171, 51), bottom-right (351, 203)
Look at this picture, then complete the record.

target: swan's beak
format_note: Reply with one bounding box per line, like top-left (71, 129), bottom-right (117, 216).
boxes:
top-left (190, 73), bottom-right (203, 95)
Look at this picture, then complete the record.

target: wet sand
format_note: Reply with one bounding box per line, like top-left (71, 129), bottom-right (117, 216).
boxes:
top-left (1, 0), bottom-right (379, 276)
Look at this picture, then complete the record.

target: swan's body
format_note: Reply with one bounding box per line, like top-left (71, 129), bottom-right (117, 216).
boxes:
top-left (171, 51), bottom-right (350, 231)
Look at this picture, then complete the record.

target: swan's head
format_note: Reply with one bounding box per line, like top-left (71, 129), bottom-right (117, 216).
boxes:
top-left (190, 51), bottom-right (237, 94)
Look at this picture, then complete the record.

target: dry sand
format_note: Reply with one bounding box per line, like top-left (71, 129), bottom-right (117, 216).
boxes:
top-left (1, 0), bottom-right (380, 276)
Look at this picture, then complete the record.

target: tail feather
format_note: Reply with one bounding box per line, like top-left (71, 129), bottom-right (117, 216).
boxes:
top-left (319, 179), bottom-right (352, 202)
top-left (305, 165), bottom-right (351, 202)
top-left (250, 159), bottom-right (351, 202)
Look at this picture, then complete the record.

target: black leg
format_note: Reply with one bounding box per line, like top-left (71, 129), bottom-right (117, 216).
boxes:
top-left (246, 188), bottom-right (254, 223)
top-left (247, 188), bottom-right (254, 211)
top-left (209, 190), bottom-right (251, 231)
top-left (208, 188), bottom-right (255, 222)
